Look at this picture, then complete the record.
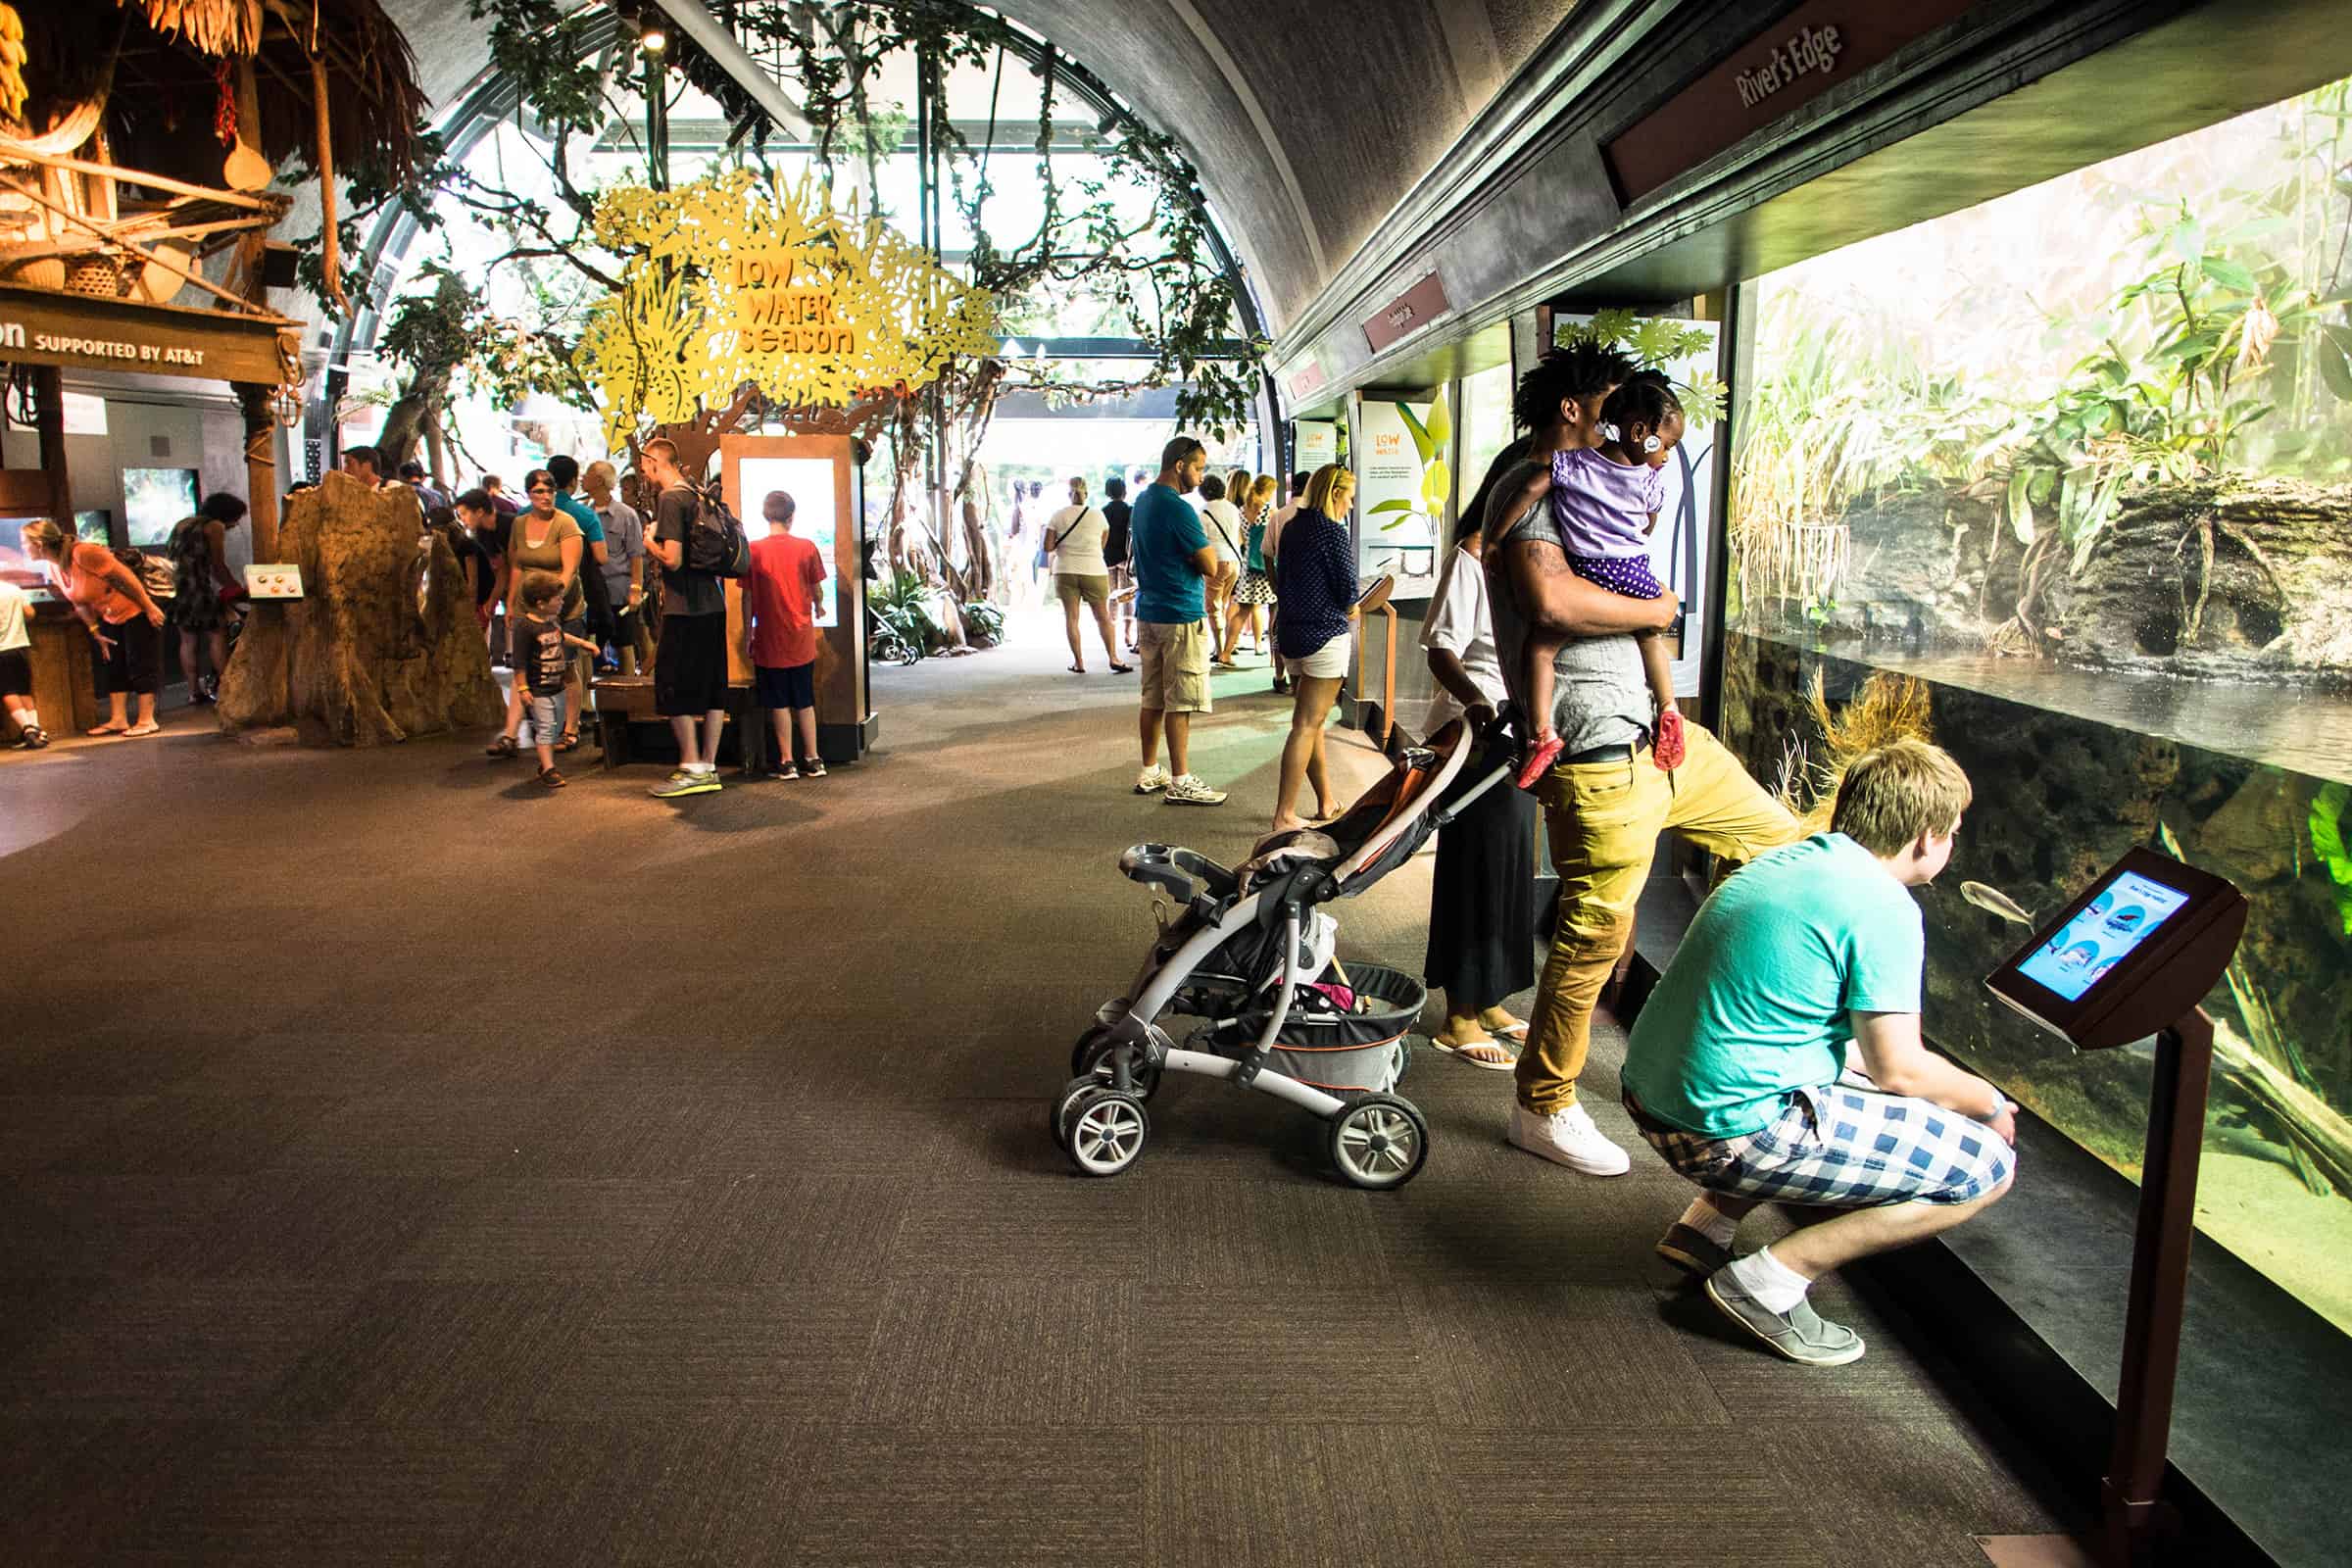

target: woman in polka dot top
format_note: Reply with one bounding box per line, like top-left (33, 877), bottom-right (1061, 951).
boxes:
top-left (1517, 372), bottom-right (1689, 787)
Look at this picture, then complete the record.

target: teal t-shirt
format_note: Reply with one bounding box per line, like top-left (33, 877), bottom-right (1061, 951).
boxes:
top-left (1620, 832), bottom-right (1925, 1138)
top-left (556, 489), bottom-right (605, 545)
top-left (1129, 483), bottom-right (1207, 623)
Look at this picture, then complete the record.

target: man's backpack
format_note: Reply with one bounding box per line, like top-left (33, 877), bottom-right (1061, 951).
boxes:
top-left (684, 484), bottom-right (750, 579)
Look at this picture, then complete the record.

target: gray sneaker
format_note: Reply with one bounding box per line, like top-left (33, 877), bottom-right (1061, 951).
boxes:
top-left (1656, 1222), bottom-right (1733, 1280)
top-left (1163, 773), bottom-right (1227, 806)
top-left (651, 769), bottom-right (722, 799)
top-left (1703, 1267), bottom-right (1866, 1366)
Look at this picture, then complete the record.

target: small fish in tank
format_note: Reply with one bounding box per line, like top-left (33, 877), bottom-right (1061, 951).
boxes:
top-left (1960, 881), bottom-right (2036, 926)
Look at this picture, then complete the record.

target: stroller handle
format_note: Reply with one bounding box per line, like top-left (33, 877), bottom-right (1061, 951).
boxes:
top-left (1120, 843), bottom-right (1237, 904)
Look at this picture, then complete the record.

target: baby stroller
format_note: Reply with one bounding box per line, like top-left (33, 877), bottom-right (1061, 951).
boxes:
top-left (1051, 714), bottom-right (1515, 1188)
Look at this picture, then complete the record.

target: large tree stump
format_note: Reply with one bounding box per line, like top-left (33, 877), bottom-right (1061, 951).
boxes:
top-left (2054, 476), bottom-right (2352, 688)
top-left (218, 472), bottom-right (503, 745)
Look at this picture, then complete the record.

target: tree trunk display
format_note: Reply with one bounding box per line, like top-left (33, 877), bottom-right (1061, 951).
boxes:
top-left (2052, 477), bottom-right (2352, 688)
top-left (218, 471), bottom-right (503, 745)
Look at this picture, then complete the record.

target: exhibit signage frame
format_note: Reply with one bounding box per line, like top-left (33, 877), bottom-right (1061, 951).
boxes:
top-left (0, 283), bottom-right (297, 385)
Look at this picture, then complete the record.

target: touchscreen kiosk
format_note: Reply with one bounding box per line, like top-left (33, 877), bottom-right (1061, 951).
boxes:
top-left (1986, 847), bottom-right (2246, 1052)
top-left (1978, 847), bottom-right (2246, 1568)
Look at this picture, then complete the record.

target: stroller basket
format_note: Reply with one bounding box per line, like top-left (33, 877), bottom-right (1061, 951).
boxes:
top-left (1245, 963), bottom-right (1425, 1093)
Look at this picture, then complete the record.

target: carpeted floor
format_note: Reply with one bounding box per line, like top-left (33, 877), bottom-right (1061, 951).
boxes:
top-left (0, 612), bottom-right (2069, 1565)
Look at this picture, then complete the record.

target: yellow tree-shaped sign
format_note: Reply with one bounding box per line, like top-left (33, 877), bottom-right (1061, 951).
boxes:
top-left (575, 171), bottom-right (999, 448)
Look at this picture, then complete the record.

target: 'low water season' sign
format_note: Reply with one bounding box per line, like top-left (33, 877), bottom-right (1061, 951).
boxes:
top-left (575, 172), bottom-right (997, 447)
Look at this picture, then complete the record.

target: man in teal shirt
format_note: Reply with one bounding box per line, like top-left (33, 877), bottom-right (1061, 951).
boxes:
top-left (1128, 435), bottom-right (1226, 807)
top-left (1619, 738), bottom-right (2016, 1367)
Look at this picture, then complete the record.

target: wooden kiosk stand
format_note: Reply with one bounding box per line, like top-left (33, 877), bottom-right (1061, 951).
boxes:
top-left (720, 434), bottom-right (872, 766)
top-left (590, 435), bottom-right (872, 772)
top-left (1976, 848), bottom-right (2249, 1568)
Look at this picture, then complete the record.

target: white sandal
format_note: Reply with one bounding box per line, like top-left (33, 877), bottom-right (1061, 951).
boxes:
top-left (1430, 1032), bottom-right (1517, 1071)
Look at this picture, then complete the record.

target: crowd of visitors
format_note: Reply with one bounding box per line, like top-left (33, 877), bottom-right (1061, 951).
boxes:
top-left (1, 361), bottom-right (2026, 1372)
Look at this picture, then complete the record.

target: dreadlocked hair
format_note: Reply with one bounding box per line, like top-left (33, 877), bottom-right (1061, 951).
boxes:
top-left (1511, 341), bottom-right (1638, 431)
top-left (1597, 371), bottom-right (1681, 446)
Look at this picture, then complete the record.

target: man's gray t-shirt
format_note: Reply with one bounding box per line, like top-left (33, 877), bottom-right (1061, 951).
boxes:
top-left (1482, 456), bottom-right (1650, 755)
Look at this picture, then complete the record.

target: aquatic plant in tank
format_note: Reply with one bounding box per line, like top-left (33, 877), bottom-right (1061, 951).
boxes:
top-left (1724, 73), bottom-right (2352, 1336)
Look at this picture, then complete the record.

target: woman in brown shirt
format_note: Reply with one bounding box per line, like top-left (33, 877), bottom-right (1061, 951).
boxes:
top-left (23, 519), bottom-right (169, 736)
top-left (485, 469), bottom-right (583, 758)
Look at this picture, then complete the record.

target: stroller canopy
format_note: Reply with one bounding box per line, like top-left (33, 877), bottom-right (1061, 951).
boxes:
top-left (1324, 719), bottom-right (1489, 894)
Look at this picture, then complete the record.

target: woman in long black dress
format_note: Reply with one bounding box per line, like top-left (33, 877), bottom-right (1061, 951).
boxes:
top-left (1421, 501), bottom-right (1537, 1068)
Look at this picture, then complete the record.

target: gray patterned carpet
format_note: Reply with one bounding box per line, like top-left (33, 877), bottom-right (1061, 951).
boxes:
top-left (0, 613), bottom-right (2068, 1564)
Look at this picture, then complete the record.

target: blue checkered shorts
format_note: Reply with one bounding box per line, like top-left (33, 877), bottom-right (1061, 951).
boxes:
top-left (1627, 1082), bottom-right (2014, 1207)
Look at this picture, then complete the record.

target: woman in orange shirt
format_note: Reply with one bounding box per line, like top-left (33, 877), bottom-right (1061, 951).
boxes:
top-left (23, 519), bottom-right (169, 737)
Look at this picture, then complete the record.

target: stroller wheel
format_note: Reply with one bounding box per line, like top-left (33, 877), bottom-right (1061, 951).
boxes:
top-left (1328, 1095), bottom-right (1430, 1191)
top-left (1069, 1025), bottom-right (1114, 1079)
top-left (1063, 1088), bottom-right (1149, 1177)
top-left (1049, 1074), bottom-right (1102, 1151)
top-left (1072, 1035), bottom-right (1161, 1101)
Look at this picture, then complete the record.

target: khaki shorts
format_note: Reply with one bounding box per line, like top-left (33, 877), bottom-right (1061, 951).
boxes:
top-left (1055, 572), bottom-right (1110, 609)
top-left (1137, 619), bottom-right (1212, 713)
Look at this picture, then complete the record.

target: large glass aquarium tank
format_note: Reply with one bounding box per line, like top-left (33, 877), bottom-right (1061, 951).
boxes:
top-left (1722, 73), bottom-right (2352, 1337)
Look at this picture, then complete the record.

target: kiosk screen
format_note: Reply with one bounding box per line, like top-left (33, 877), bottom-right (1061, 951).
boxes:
top-left (2015, 869), bottom-right (2191, 1002)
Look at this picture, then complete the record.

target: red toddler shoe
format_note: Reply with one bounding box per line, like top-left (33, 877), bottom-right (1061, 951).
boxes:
top-left (1516, 732), bottom-right (1564, 790)
top-left (1653, 707), bottom-right (1687, 771)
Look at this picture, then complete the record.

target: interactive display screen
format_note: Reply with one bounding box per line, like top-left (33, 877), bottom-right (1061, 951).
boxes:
top-left (735, 455), bottom-right (838, 630)
top-left (2014, 868), bottom-right (2192, 1002)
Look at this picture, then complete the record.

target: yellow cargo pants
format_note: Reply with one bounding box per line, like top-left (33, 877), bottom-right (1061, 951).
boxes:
top-left (1514, 720), bottom-right (1799, 1113)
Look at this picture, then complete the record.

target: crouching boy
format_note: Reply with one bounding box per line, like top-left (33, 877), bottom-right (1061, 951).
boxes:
top-left (1618, 738), bottom-right (2016, 1366)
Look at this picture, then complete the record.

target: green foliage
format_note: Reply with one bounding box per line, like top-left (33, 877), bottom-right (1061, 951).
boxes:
top-left (1559, 315), bottom-right (1726, 425)
top-left (960, 600), bottom-right (1005, 644)
top-left (376, 263), bottom-right (585, 425)
top-left (869, 570), bottom-right (943, 663)
top-left (1734, 72), bottom-right (2352, 612)
top-left (2313, 783), bottom-right (2352, 937)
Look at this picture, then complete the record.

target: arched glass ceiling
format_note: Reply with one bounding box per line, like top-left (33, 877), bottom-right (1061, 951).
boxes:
top-left (329, 5), bottom-right (1266, 370)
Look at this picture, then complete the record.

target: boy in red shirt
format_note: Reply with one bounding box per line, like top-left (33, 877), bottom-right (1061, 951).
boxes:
top-left (745, 489), bottom-right (829, 778)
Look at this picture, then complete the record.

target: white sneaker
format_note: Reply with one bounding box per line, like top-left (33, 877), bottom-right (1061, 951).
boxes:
top-left (1163, 773), bottom-right (1227, 807)
top-left (1135, 763), bottom-right (1171, 795)
top-left (1508, 1101), bottom-right (1631, 1176)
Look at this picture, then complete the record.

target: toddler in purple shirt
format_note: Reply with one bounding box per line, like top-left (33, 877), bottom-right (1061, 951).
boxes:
top-left (1519, 373), bottom-right (1688, 786)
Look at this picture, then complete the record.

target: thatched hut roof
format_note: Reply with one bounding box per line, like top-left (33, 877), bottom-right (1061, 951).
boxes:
top-left (21, 0), bottom-right (430, 193)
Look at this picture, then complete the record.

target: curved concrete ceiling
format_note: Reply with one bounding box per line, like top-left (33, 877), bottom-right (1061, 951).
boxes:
top-left (372, 0), bottom-right (1569, 334)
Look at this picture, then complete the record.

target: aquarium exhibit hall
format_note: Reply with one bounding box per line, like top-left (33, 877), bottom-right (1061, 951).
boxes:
top-left (4, 0), bottom-right (2352, 1565)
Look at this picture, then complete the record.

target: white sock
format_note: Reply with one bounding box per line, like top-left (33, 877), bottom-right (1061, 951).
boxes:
top-left (689, 761), bottom-right (713, 774)
top-left (1679, 1196), bottom-right (1740, 1248)
top-left (1725, 1245), bottom-right (1810, 1313)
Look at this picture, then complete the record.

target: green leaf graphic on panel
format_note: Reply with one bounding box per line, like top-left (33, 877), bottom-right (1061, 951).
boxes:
top-left (1423, 456), bottom-right (1450, 510)
top-left (1394, 402), bottom-right (1435, 465)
